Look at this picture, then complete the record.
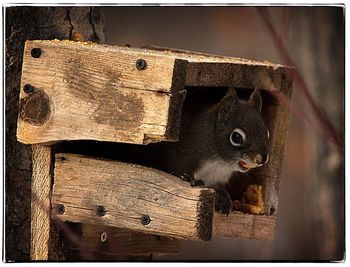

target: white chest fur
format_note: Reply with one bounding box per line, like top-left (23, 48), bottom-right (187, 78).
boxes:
top-left (193, 158), bottom-right (238, 186)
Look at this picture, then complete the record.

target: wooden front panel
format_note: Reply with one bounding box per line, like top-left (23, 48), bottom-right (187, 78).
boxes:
top-left (17, 40), bottom-right (187, 145)
top-left (51, 154), bottom-right (215, 241)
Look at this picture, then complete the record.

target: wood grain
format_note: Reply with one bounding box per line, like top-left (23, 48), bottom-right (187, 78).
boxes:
top-left (30, 145), bottom-right (52, 260)
top-left (51, 154), bottom-right (215, 241)
top-left (17, 40), bottom-right (187, 145)
top-left (213, 212), bottom-right (276, 240)
top-left (67, 224), bottom-right (180, 257)
top-left (142, 44), bottom-right (294, 89)
top-left (17, 40), bottom-right (293, 147)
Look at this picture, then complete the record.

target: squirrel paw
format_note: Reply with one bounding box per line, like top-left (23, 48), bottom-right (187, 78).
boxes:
top-left (190, 179), bottom-right (204, 187)
top-left (180, 174), bottom-right (204, 187)
top-left (215, 187), bottom-right (232, 216)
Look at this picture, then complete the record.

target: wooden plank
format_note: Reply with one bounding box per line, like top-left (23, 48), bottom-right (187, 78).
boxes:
top-left (213, 212), bottom-right (276, 240)
top-left (142, 44), bottom-right (294, 89)
top-left (51, 154), bottom-right (215, 241)
top-left (142, 44), bottom-right (286, 66)
top-left (251, 69), bottom-right (294, 215)
top-left (23, 40), bottom-right (187, 93)
top-left (67, 224), bottom-right (180, 257)
top-left (31, 145), bottom-right (65, 260)
top-left (30, 145), bottom-right (52, 260)
top-left (17, 40), bottom-right (187, 145)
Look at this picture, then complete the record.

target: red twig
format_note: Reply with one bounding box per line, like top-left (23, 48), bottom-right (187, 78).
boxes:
top-left (268, 85), bottom-right (331, 144)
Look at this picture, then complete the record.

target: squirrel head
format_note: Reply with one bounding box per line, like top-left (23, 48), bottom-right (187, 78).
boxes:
top-left (215, 88), bottom-right (269, 173)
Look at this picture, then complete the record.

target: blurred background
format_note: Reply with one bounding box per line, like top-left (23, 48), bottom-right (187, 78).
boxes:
top-left (5, 5), bottom-right (344, 261)
top-left (102, 6), bottom-right (345, 261)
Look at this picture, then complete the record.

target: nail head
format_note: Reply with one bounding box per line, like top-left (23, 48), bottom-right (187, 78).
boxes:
top-left (31, 48), bottom-right (42, 58)
top-left (136, 59), bottom-right (147, 70)
top-left (97, 205), bottom-right (106, 216)
top-left (56, 204), bottom-right (65, 215)
top-left (100, 232), bottom-right (108, 243)
top-left (23, 84), bottom-right (34, 94)
top-left (141, 214), bottom-right (151, 225)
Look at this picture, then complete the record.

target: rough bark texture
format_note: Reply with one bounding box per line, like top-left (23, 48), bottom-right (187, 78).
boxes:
top-left (5, 6), bottom-right (105, 261)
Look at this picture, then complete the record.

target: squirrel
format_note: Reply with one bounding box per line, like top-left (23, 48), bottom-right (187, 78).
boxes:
top-left (148, 87), bottom-right (270, 214)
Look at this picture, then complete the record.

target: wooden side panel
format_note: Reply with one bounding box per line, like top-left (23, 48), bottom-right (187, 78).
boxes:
top-left (51, 154), bottom-right (215, 241)
top-left (213, 212), bottom-right (276, 240)
top-left (185, 62), bottom-right (291, 89)
top-left (17, 40), bottom-right (187, 145)
top-left (142, 44), bottom-right (293, 89)
top-left (251, 68), bottom-right (294, 215)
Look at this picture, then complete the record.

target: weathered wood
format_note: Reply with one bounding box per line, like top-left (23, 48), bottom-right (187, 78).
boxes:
top-left (31, 145), bottom-right (65, 260)
top-left (30, 145), bottom-right (51, 260)
top-left (142, 44), bottom-right (294, 89)
top-left (17, 40), bottom-right (293, 148)
top-left (51, 153), bottom-right (215, 241)
top-left (30, 145), bottom-right (65, 260)
top-left (213, 212), bottom-right (276, 240)
top-left (22, 41), bottom-right (293, 244)
top-left (67, 224), bottom-right (180, 257)
top-left (250, 69), bottom-right (294, 215)
top-left (17, 40), bottom-right (187, 145)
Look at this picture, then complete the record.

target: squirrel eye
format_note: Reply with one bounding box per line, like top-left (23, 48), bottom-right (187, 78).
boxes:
top-left (230, 128), bottom-right (246, 146)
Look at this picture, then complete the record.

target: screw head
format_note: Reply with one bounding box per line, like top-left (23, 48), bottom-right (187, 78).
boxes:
top-left (100, 232), bottom-right (108, 243)
top-left (23, 84), bottom-right (34, 94)
top-left (97, 205), bottom-right (106, 216)
top-left (31, 48), bottom-right (42, 58)
top-left (136, 59), bottom-right (147, 70)
top-left (56, 204), bottom-right (65, 215)
top-left (141, 214), bottom-right (151, 225)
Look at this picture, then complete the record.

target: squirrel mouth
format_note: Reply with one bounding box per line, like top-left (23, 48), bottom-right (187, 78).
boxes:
top-left (239, 161), bottom-right (250, 172)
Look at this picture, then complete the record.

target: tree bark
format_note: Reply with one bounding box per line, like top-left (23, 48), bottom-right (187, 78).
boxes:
top-left (5, 6), bottom-right (105, 261)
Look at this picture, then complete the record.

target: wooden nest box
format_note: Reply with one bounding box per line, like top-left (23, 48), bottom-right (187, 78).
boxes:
top-left (17, 40), bottom-right (294, 260)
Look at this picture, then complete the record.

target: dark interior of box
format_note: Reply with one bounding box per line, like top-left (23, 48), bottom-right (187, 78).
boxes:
top-left (55, 87), bottom-right (274, 209)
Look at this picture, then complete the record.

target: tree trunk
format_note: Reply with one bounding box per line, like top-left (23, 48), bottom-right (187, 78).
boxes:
top-left (5, 6), bottom-right (105, 261)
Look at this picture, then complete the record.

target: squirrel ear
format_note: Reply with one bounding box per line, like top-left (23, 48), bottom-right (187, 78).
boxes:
top-left (248, 89), bottom-right (262, 113)
top-left (216, 88), bottom-right (238, 130)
